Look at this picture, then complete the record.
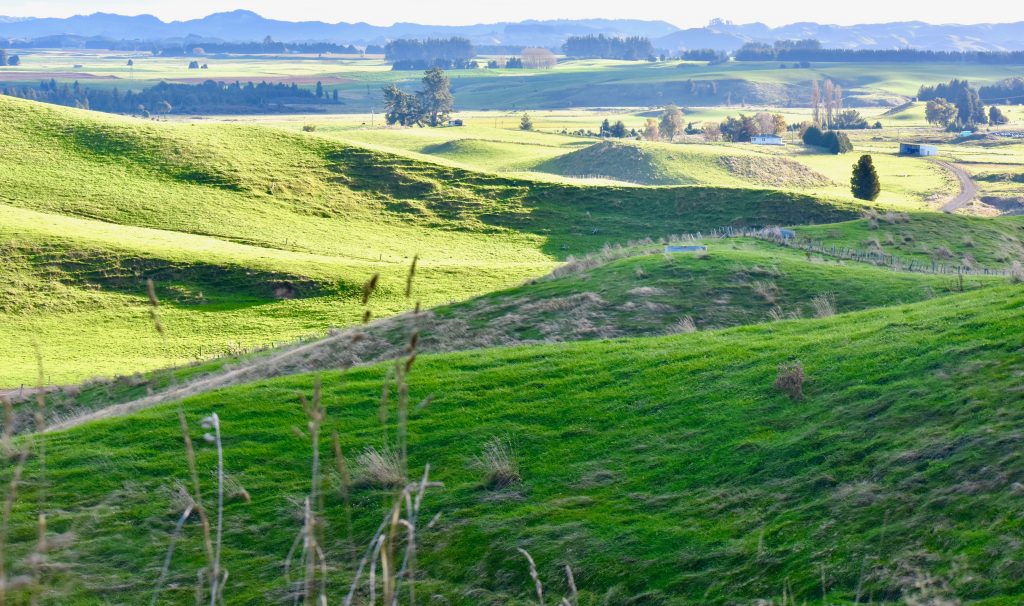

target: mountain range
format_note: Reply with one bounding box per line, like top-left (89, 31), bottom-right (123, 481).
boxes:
top-left (4, 11), bottom-right (1024, 52)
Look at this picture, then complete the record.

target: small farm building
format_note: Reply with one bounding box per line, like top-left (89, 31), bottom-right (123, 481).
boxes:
top-left (751, 134), bottom-right (784, 145)
top-left (899, 143), bottom-right (938, 156)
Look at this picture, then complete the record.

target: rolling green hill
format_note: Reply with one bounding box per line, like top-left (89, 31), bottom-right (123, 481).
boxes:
top-left (17, 237), bottom-right (1001, 430)
top-left (3, 284), bottom-right (1022, 604)
top-left (0, 96), bottom-right (858, 385)
top-left (537, 140), bottom-right (833, 187)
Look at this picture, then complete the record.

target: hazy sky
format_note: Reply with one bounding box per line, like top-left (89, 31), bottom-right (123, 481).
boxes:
top-left (4, 0), bottom-right (1022, 27)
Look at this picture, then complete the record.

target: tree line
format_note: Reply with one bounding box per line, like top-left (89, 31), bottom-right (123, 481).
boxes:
top-left (736, 40), bottom-right (1024, 64)
top-left (978, 77), bottom-right (1024, 105)
top-left (385, 38), bottom-right (475, 70)
top-left (0, 35), bottom-right (383, 55)
top-left (561, 35), bottom-right (654, 60)
top-left (0, 79), bottom-right (342, 115)
top-left (159, 39), bottom-right (367, 56)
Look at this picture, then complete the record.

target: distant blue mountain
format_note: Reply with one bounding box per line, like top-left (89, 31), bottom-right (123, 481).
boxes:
top-left (2, 11), bottom-right (1024, 52)
top-left (656, 19), bottom-right (1024, 52)
top-left (0, 10), bottom-right (678, 47)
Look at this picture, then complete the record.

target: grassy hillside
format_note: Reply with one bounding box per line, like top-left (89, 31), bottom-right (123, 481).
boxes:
top-left (0, 96), bottom-right (857, 385)
top-left (17, 237), bottom-right (1001, 429)
top-left (796, 213), bottom-right (1024, 268)
top-left (4, 284), bottom-right (1023, 604)
top-left (537, 140), bottom-right (833, 187)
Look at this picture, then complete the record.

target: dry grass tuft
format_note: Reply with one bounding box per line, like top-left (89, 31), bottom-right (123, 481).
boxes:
top-left (811, 293), bottom-right (837, 318)
top-left (1010, 261), bottom-right (1024, 284)
top-left (932, 246), bottom-right (954, 260)
top-left (751, 281), bottom-right (778, 303)
top-left (473, 437), bottom-right (521, 489)
top-left (774, 361), bottom-right (806, 401)
top-left (666, 316), bottom-right (696, 334)
top-left (355, 446), bottom-right (405, 488)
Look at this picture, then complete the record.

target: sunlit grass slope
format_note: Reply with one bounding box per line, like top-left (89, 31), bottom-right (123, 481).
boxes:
top-left (0, 96), bottom-right (856, 385)
top-left (5, 285), bottom-right (1023, 604)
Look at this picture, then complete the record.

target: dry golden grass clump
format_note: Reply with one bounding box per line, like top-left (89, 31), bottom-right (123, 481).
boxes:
top-left (811, 293), bottom-right (837, 318)
top-left (1010, 261), bottom-right (1024, 283)
top-left (355, 445), bottom-right (406, 488)
top-left (473, 437), bottom-right (521, 489)
top-left (774, 361), bottom-right (806, 400)
top-left (666, 316), bottom-right (697, 334)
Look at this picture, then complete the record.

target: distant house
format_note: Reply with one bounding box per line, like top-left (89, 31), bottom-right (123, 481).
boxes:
top-left (751, 134), bottom-right (784, 146)
top-left (899, 143), bottom-right (938, 156)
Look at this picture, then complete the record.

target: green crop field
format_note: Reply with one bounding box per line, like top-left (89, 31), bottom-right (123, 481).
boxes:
top-left (3, 35), bottom-right (1024, 606)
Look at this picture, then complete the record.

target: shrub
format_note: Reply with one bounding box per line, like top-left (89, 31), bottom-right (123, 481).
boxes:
top-left (774, 361), bottom-right (806, 400)
top-left (802, 125), bottom-right (824, 146)
top-left (473, 437), bottom-right (520, 488)
top-left (301, 124), bottom-right (317, 132)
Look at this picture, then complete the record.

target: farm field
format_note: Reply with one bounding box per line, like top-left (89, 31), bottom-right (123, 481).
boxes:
top-left (8, 50), bottom-right (1024, 110)
top-left (3, 20), bottom-right (1024, 606)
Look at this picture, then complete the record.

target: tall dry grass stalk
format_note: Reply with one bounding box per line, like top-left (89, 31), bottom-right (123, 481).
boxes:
top-left (285, 377), bottom-right (329, 606)
top-left (176, 411), bottom-right (216, 601)
top-left (517, 548), bottom-right (545, 605)
top-left (200, 413), bottom-right (226, 606)
top-left (0, 450), bottom-right (29, 606)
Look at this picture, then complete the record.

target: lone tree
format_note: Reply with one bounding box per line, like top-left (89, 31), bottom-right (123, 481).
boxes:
top-left (642, 118), bottom-right (660, 141)
top-left (851, 154), bottom-right (881, 201)
top-left (989, 105), bottom-right (1009, 126)
top-left (417, 67), bottom-right (454, 126)
top-left (659, 104), bottom-right (684, 141)
top-left (925, 98), bottom-right (957, 128)
top-left (519, 112), bottom-right (533, 131)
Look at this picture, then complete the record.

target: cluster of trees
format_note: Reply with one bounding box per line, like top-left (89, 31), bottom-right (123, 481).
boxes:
top-left (810, 79), bottom-right (845, 129)
top-left (735, 39), bottom-right (821, 60)
top-left (0, 79), bottom-right (340, 115)
top-left (382, 67), bottom-right (453, 126)
top-left (562, 35), bottom-right (654, 60)
top-left (597, 118), bottom-right (637, 138)
top-left (385, 38), bottom-right (475, 70)
top-left (717, 112), bottom-right (787, 142)
top-left (487, 48), bottom-right (557, 69)
top-left (802, 126), bottom-right (853, 154)
top-left (919, 79), bottom-right (989, 129)
top-left (979, 77), bottom-right (1024, 105)
top-left (737, 40), bottom-right (1024, 64)
top-left (0, 50), bottom-right (21, 66)
top-left (678, 49), bottom-right (728, 62)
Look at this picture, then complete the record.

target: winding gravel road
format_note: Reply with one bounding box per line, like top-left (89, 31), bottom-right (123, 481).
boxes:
top-left (932, 160), bottom-right (978, 213)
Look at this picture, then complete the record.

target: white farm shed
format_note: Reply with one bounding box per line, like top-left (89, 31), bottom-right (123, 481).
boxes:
top-left (751, 134), bottom-right (784, 145)
top-left (899, 143), bottom-right (938, 156)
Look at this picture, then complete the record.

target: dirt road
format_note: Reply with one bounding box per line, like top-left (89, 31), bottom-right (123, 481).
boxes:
top-left (932, 161), bottom-right (978, 213)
